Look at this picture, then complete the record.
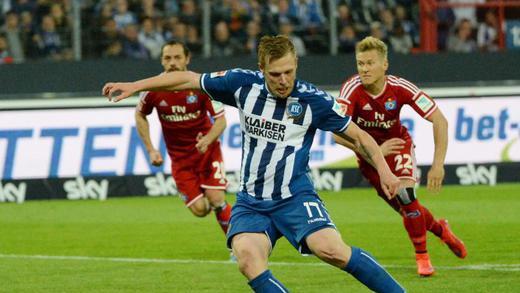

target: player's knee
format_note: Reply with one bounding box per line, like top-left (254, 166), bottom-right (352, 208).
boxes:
top-left (232, 235), bottom-right (268, 277)
top-left (312, 241), bottom-right (349, 267)
top-left (189, 199), bottom-right (211, 217)
top-left (397, 187), bottom-right (417, 206)
top-left (205, 190), bottom-right (226, 207)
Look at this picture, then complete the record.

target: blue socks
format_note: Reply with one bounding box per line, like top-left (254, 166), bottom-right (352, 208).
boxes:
top-left (344, 247), bottom-right (405, 293)
top-left (248, 270), bottom-right (289, 293)
top-left (247, 248), bottom-right (404, 293)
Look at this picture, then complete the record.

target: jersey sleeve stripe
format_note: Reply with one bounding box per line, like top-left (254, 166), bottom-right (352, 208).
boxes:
top-left (388, 79), bottom-right (418, 96)
top-left (339, 80), bottom-right (362, 101)
top-left (399, 78), bottom-right (421, 93)
top-left (388, 75), bottom-right (421, 94)
top-left (424, 104), bottom-right (438, 118)
top-left (338, 116), bottom-right (352, 133)
top-left (339, 77), bottom-right (360, 99)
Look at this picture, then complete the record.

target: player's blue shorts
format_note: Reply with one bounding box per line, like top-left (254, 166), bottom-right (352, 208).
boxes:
top-left (226, 192), bottom-right (336, 254)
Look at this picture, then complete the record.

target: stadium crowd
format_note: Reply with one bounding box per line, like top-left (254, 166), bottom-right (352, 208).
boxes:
top-left (0, 0), bottom-right (505, 63)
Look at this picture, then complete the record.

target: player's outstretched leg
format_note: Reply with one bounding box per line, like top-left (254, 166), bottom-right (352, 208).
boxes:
top-left (438, 219), bottom-right (467, 258)
top-left (307, 228), bottom-right (405, 293)
top-left (400, 199), bottom-right (434, 277)
top-left (396, 187), bottom-right (434, 277)
top-left (232, 233), bottom-right (289, 292)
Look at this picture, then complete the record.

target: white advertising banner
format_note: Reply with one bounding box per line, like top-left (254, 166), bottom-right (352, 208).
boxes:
top-left (0, 96), bottom-right (519, 179)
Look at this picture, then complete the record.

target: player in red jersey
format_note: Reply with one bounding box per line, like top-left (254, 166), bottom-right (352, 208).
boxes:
top-left (135, 40), bottom-right (232, 237)
top-left (334, 37), bottom-right (467, 277)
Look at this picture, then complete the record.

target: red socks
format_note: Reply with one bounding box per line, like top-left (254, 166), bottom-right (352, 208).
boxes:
top-left (421, 205), bottom-right (443, 238)
top-left (214, 202), bottom-right (231, 234)
top-left (401, 200), bottom-right (427, 253)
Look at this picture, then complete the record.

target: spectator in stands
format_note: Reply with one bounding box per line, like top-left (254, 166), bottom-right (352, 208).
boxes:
top-left (19, 10), bottom-right (38, 58)
top-left (273, 0), bottom-right (299, 29)
top-left (49, 3), bottom-right (72, 57)
top-left (378, 8), bottom-right (394, 40)
top-left (97, 18), bottom-right (122, 57)
top-left (449, 0), bottom-right (483, 26)
top-left (288, 0), bottom-right (325, 33)
top-left (338, 24), bottom-right (357, 54)
top-left (103, 39), bottom-right (124, 58)
top-left (32, 15), bottom-right (63, 60)
top-left (389, 22), bottom-right (413, 54)
top-left (163, 0), bottom-right (179, 16)
top-left (11, 0), bottom-right (36, 15)
top-left (97, 2), bottom-right (115, 26)
top-left (369, 21), bottom-right (388, 43)
top-left (211, 0), bottom-right (231, 23)
top-left (242, 20), bottom-right (261, 56)
top-left (1, 10), bottom-right (25, 62)
top-left (436, 0), bottom-right (456, 51)
top-left (279, 19), bottom-right (306, 56)
top-left (211, 20), bottom-right (240, 57)
top-left (138, 16), bottom-right (165, 58)
top-left (122, 23), bottom-right (150, 58)
top-left (289, 0), bottom-right (327, 53)
top-left (447, 18), bottom-right (477, 53)
top-left (140, 0), bottom-right (163, 20)
top-left (165, 21), bottom-right (187, 43)
top-left (394, 4), bottom-right (418, 46)
top-left (349, 0), bottom-right (379, 33)
top-left (227, 0), bottom-right (252, 41)
top-left (186, 25), bottom-right (202, 55)
top-left (179, 0), bottom-right (200, 27)
top-left (0, 34), bottom-right (14, 64)
top-left (477, 10), bottom-right (499, 52)
top-left (253, 0), bottom-right (277, 35)
top-left (113, 0), bottom-right (136, 30)
top-left (336, 3), bottom-right (355, 32)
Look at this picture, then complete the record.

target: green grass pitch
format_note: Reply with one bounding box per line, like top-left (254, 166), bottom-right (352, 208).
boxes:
top-left (1, 184), bottom-right (519, 292)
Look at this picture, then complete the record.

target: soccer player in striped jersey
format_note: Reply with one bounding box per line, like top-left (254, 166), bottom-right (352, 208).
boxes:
top-left (135, 41), bottom-right (232, 236)
top-left (335, 36), bottom-right (467, 277)
top-left (103, 35), bottom-right (405, 293)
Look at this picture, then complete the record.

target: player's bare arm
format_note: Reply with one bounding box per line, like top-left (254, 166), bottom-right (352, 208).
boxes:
top-left (103, 71), bottom-right (202, 102)
top-left (196, 115), bottom-right (227, 154)
top-left (333, 134), bottom-right (405, 166)
top-left (425, 108), bottom-right (448, 193)
top-left (135, 110), bottom-right (163, 166)
top-left (337, 122), bottom-right (400, 198)
top-left (333, 133), bottom-right (375, 167)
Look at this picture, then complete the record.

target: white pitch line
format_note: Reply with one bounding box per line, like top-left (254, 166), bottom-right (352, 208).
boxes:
top-left (1, 254), bottom-right (519, 272)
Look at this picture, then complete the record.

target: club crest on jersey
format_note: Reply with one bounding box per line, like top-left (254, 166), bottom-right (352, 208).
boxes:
top-left (210, 70), bottom-right (227, 78)
top-left (186, 94), bottom-right (198, 104)
top-left (384, 97), bottom-right (397, 110)
top-left (287, 102), bottom-right (303, 119)
top-left (332, 100), bottom-right (348, 117)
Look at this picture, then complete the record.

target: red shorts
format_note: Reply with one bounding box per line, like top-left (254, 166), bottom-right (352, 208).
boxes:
top-left (358, 139), bottom-right (419, 210)
top-left (170, 141), bottom-right (227, 207)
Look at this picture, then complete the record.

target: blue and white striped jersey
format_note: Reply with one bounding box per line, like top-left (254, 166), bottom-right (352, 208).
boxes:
top-left (201, 68), bottom-right (351, 201)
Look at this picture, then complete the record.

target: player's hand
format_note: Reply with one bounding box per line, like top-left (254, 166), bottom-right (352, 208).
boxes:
top-left (195, 132), bottom-right (210, 154)
top-left (380, 138), bottom-right (405, 156)
top-left (149, 149), bottom-right (164, 166)
top-left (380, 171), bottom-right (400, 199)
top-left (427, 165), bottom-right (445, 194)
top-left (102, 82), bottom-right (137, 102)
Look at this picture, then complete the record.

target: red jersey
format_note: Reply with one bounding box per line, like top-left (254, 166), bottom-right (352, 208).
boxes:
top-left (337, 74), bottom-right (437, 145)
top-left (137, 90), bottom-right (225, 155)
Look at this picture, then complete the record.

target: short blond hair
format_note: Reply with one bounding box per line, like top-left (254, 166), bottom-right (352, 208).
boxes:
top-left (258, 35), bottom-right (296, 68)
top-left (356, 36), bottom-right (388, 59)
